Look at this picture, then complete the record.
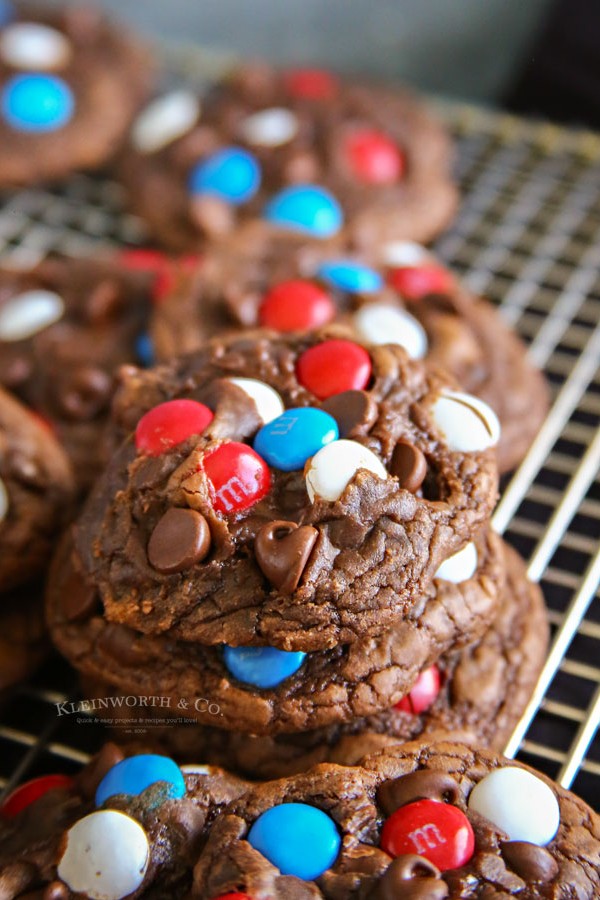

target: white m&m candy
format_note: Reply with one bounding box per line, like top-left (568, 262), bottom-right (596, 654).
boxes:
top-left (226, 377), bottom-right (285, 424)
top-left (57, 810), bottom-right (150, 900)
top-left (431, 390), bottom-right (500, 453)
top-left (240, 106), bottom-right (299, 147)
top-left (0, 290), bottom-right (64, 341)
top-left (435, 542), bottom-right (478, 583)
top-left (353, 303), bottom-right (428, 359)
top-left (468, 767), bottom-right (560, 846)
top-left (131, 90), bottom-right (200, 154)
top-left (305, 438), bottom-right (387, 502)
top-left (381, 241), bottom-right (429, 268)
top-left (0, 23), bottom-right (72, 70)
top-left (0, 477), bottom-right (8, 522)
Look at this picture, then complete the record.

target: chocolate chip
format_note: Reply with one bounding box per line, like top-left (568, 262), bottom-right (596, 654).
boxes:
top-left (390, 440), bottom-right (427, 492)
top-left (372, 857), bottom-right (448, 900)
top-left (501, 841), bottom-right (559, 883)
top-left (60, 566), bottom-right (99, 623)
top-left (42, 882), bottom-right (69, 900)
top-left (147, 507), bottom-right (211, 574)
top-left (98, 623), bottom-right (153, 667)
top-left (321, 389), bottom-right (377, 437)
top-left (377, 771), bottom-right (461, 816)
top-left (199, 378), bottom-right (262, 441)
top-left (255, 520), bottom-right (318, 593)
top-left (59, 366), bottom-right (112, 420)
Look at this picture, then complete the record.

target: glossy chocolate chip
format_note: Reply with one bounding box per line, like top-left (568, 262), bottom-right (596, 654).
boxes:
top-left (147, 507), bottom-right (211, 574)
top-left (321, 389), bottom-right (377, 437)
top-left (372, 856), bottom-right (449, 900)
top-left (59, 366), bottom-right (112, 420)
top-left (42, 882), bottom-right (70, 900)
top-left (60, 566), bottom-right (99, 623)
top-left (390, 440), bottom-right (427, 492)
top-left (75, 742), bottom-right (125, 800)
top-left (97, 624), bottom-right (153, 667)
top-left (377, 771), bottom-right (462, 816)
top-left (255, 519), bottom-right (318, 593)
top-left (501, 841), bottom-right (559, 883)
top-left (199, 378), bottom-right (263, 441)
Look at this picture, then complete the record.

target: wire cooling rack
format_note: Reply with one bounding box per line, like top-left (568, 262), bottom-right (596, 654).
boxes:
top-left (0, 84), bottom-right (598, 811)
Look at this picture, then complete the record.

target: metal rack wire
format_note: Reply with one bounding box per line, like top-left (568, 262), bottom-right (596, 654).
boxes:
top-left (0, 94), bottom-right (598, 810)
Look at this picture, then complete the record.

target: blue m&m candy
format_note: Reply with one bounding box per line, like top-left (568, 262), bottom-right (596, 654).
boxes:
top-left (2, 73), bottom-right (74, 132)
top-left (188, 146), bottom-right (260, 205)
top-left (135, 333), bottom-right (155, 368)
top-left (248, 802), bottom-right (341, 879)
top-left (95, 754), bottom-right (185, 807)
top-left (223, 645), bottom-right (306, 688)
top-left (264, 185), bottom-right (343, 238)
top-left (0, 1), bottom-right (14, 27)
top-left (316, 260), bottom-right (384, 294)
top-left (254, 406), bottom-right (338, 472)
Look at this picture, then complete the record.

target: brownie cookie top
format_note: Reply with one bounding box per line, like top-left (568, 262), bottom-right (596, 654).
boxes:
top-left (119, 62), bottom-right (457, 252)
top-left (0, 385), bottom-right (73, 591)
top-left (86, 331), bottom-right (499, 651)
top-left (0, 2), bottom-right (152, 186)
top-left (150, 235), bottom-right (549, 473)
top-left (47, 528), bottom-right (502, 734)
top-left (193, 742), bottom-right (600, 899)
top-left (97, 540), bottom-right (547, 777)
top-left (0, 255), bottom-right (154, 490)
top-left (0, 742), bottom-right (250, 900)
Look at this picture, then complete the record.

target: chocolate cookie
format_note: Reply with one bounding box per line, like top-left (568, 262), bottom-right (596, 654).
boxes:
top-left (84, 331), bottom-right (499, 651)
top-left (0, 255), bottom-right (154, 490)
top-left (47, 527), bottom-right (502, 735)
top-left (193, 741), bottom-right (600, 899)
top-left (0, 385), bottom-right (73, 591)
top-left (151, 237), bottom-right (549, 473)
top-left (0, 2), bottom-right (152, 186)
top-left (86, 541), bottom-right (548, 776)
top-left (119, 62), bottom-right (457, 252)
top-left (0, 742), bottom-right (250, 899)
top-left (0, 585), bottom-right (47, 691)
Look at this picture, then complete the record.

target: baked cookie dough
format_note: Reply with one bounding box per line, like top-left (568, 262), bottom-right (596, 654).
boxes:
top-left (193, 741), bottom-right (599, 899)
top-left (86, 541), bottom-right (548, 775)
top-left (151, 237), bottom-right (549, 472)
top-left (0, 2), bottom-right (152, 185)
top-left (119, 62), bottom-right (457, 251)
top-left (79, 331), bottom-right (499, 650)
top-left (0, 742), bottom-right (250, 899)
top-left (0, 255), bottom-right (154, 490)
top-left (0, 385), bottom-right (73, 591)
top-left (47, 528), bottom-right (502, 735)
top-left (0, 585), bottom-right (47, 691)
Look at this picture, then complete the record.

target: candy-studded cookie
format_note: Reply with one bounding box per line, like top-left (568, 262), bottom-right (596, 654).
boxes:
top-left (151, 235), bottom-right (549, 472)
top-left (86, 541), bottom-right (548, 776)
top-left (0, 2), bottom-right (152, 186)
top-left (0, 255), bottom-right (154, 490)
top-left (193, 742), bottom-right (599, 899)
top-left (0, 742), bottom-right (250, 899)
top-left (119, 62), bottom-right (457, 252)
top-left (80, 331), bottom-right (499, 650)
top-left (47, 528), bottom-right (502, 734)
top-left (0, 385), bottom-right (73, 591)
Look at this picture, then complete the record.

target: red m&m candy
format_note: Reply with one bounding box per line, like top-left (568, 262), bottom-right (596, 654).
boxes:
top-left (259, 280), bottom-right (335, 332)
top-left (380, 798), bottom-right (474, 872)
top-left (284, 67), bottom-right (338, 100)
top-left (135, 399), bottom-right (214, 456)
top-left (296, 339), bottom-right (371, 399)
top-left (395, 665), bottom-right (441, 714)
top-left (118, 248), bottom-right (200, 303)
top-left (345, 129), bottom-right (404, 185)
top-left (211, 894), bottom-right (254, 900)
top-left (118, 248), bottom-right (167, 271)
top-left (202, 442), bottom-right (271, 514)
top-left (388, 264), bottom-right (454, 301)
top-left (0, 774), bottom-right (74, 819)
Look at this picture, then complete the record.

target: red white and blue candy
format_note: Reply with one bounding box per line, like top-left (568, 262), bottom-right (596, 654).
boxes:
top-left (353, 303), bottom-right (428, 358)
top-left (0, 22), bottom-right (72, 70)
top-left (264, 185), bottom-right (343, 238)
top-left (247, 802), bottom-right (341, 879)
top-left (202, 441), bottom-right (271, 514)
top-left (226, 377), bottom-right (284, 424)
top-left (388, 260), bottom-right (454, 301)
top-left (223, 645), bottom-right (306, 688)
top-left (395, 664), bottom-right (441, 714)
top-left (2, 73), bottom-right (74, 131)
top-left (435, 541), bottom-right (478, 583)
top-left (0, 773), bottom-right (73, 819)
top-left (132, 90), bottom-right (200, 154)
top-left (284, 67), bottom-right (338, 101)
top-left (296, 338), bottom-right (372, 399)
top-left (188, 147), bottom-right (261, 205)
top-left (134, 333), bottom-right (155, 368)
top-left (259, 279), bottom-right (335, 331)
top-left (380, 798), bottom-right (475, 872)
top-left (431, 390), bottom-right (500, 452)
top-left (254, 407), bottom-right (338, 471)
top-left (305, 439), bottom-right (387, 502)
top-left (135, 399), bottom-right (214, 456)
top-left (0, 1), bottom-right (13, 27)
top-left (240, 106), bottom-right (298, 147)
top-left (0, 289), bottom-right (64, 341)
top-left (95, 754), bottom-right (185, 807)
top-left (468, 766), bottom-right (560, 846)
top-left (345, 128), bottom-right (404, 184)
top-left (57, 809), bottom-right (149, 900)
top-left (316, 259), bottom-right (383, 294)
